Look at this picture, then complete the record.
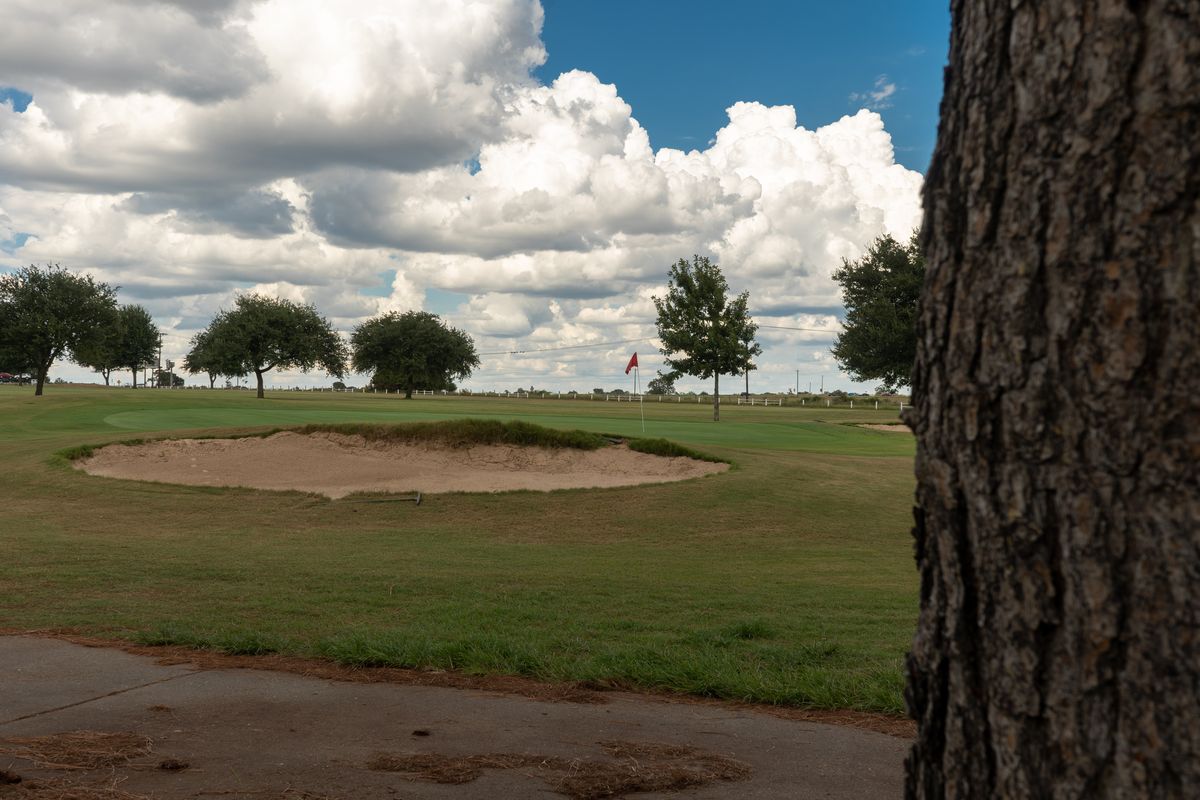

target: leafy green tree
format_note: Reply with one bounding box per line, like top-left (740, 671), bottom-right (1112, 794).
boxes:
top-left (351, 311), bottom-right (479, 399)
top-left (154, 369), bottom-right (185, 388)
top-left (0, 329), bottom-right (33, 377)
top-left (0, 264), bottom-right (118, 396)
top-left (192, 294), bottom-right (347, 398)
top-left (73, 319), bottom-right (122, 385)
top-left (182, 327), bottom-right (245, 388)
top-left (646, 372), bottom-right (677, 395)
top-left (830, 232), bottom-right (924, 393)
top-left (652, 255), bottom-right (760, 421)
top-left (116, 305), bottom-right (161, 388)
top-left (75, 304), bottom-right (161, 387)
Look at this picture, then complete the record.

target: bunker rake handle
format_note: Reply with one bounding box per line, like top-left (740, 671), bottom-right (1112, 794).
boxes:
top-left (342, 492), bottom-right (422, 506)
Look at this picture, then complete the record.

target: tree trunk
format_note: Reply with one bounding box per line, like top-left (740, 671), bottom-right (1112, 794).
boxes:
top-left (255, 369), bottom-right (264, 399)
top-left (34, 362), bottom-right (48, 396)
top-left (713, 372), bottom-right (720, 421)
top-left (209, 373), bottom-right (216, 389)
top-left (906, 2), bottom-right (1199, 798)
top-left (102, 369), bottom-right (110, 386)
top-left (405, 385), bottom-right (413, 399)
top-left (130, 367), bottom-right (138, 389)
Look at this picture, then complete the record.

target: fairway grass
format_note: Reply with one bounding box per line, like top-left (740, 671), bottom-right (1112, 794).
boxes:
top-left (0, 385), bottom-right (917, 714)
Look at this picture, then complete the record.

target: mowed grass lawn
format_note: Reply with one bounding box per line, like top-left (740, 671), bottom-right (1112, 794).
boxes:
top-left (0, 385), bottom-right (917, 714)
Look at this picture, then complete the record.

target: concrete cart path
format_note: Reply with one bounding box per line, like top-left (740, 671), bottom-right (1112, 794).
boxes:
top-left (0, 635), bottom-right (907, 799)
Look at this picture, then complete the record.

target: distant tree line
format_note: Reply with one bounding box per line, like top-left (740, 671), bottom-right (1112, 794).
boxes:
top-left (0, 264), bottom-right (162, 396)
top-left (5, 251), bottom-right (916, 405)
top-left (0, 264), bottom-right (483, 399)
top-left (182, 302), bottom-right (480, 400)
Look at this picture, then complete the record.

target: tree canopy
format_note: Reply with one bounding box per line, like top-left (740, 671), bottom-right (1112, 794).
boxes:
top-left (0, 264), bottom-right (118, 395)
top-left (646, 372), bottom-right (677, 395)
top-left (77, 304), bottom-right (162, 386)
top-left (652, 255), bottom-right (760, 421)
top-left (830, 232), bottom-right (923, 394)
top-left (182, 327), bottom-right (246, 388)
top-left (73, 316), bottom-right (122, 386)
top-left (75, 304), bottom-right (161, 387)
top-left (117, 305), bottom-right (160, 387)
top-left (190, 294), bottom-right (347, 398)
top-left (351, 311), bottom-right (479, 399)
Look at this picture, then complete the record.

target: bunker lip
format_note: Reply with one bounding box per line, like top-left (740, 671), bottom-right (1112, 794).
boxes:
top-left (853, 423), bottom-right (912, 433)
top-left (73, 431), bottom-right (728, 498)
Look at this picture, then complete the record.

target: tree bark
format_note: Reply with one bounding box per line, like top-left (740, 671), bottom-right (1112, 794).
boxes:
top-left (208, 373), bottom-right (217, 389)
top-left (906, 1), bottom-right (1200, 797)
top-left (713, 372), bottom-right (720, 421)
top-left (255, 369), bottom-right (264, 399)
top-left (130, 367), bottom-right (138, 389)
top-left (34, 362), bottom-right (48, 396)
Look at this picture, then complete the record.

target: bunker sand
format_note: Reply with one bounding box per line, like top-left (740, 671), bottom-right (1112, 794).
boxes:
top-left (855, 424), bottom-right (912, 433)
top-left (77, 432), bottom-right (727, 499)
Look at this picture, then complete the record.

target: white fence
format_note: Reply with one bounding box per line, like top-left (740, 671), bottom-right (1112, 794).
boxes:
top-left (263, 385), bottom-right (905, 410)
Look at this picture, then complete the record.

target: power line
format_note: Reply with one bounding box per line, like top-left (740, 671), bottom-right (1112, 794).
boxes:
top-left (478, 336), bottom-right (653, 357)
top-left (756, 324), bottom-right (840, 333)
top-left (475, 322), bottom-right (835, 359)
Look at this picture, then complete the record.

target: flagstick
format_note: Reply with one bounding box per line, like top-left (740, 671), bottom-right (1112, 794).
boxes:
top-left (636, 366), bottom-right (645, 433)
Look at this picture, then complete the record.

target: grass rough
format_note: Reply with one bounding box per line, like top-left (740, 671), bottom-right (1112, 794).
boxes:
top-left (624, 436), bottom-right (726, 463)
top-left (294, 418), bottom-right (608, 449)
top-left (2, 385), bottom-right (915, 714)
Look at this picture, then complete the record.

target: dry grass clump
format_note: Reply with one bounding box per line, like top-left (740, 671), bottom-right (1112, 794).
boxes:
top-left (366, 739), bottom-right (751, 799)
top-left (366, 752), bottom-right (537, 784)
top-left (0, 776), bottom-right (149, 800)
top-left (0, 732), bottom-right (151, 771)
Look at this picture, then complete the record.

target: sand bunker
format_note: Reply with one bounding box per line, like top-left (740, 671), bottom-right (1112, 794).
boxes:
top-left (77, 432), bottom-right (727, 498)
top-left (855, 424), bottom-right (912, 433)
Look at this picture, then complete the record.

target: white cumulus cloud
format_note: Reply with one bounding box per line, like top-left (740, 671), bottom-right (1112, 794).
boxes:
top-left (0, 0), bottom-right (922, 393)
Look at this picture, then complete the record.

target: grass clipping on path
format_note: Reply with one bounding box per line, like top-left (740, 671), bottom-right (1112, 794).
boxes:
top-left (0, 732), bottom-right (151, 771)
top-left (0, 778), bottom-right (149, 800)
top-left (368, 739), bottom-right (750, 799)
top-left (0, 732), bottom-right (153, 800)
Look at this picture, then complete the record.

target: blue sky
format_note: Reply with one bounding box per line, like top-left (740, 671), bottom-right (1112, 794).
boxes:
top-left (538, 1), bottom-right (949, 172)
top-left (0, 87), bottom-right (33, 113)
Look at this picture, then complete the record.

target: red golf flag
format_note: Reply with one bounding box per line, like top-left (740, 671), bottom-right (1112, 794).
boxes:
top-left (625, 352), bottom-right (638, 374)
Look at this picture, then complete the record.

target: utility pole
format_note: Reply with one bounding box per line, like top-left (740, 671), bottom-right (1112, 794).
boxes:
top-left (795, 369), bottom-right (799, 395)
top-left (820, 375), bottom-right (824, 394)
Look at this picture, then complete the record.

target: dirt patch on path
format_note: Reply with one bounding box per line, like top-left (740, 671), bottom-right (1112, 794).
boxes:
top-left (367, 740), bottom-right (752, 798)
top-left (77, 432), bottom-right (727, 499)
